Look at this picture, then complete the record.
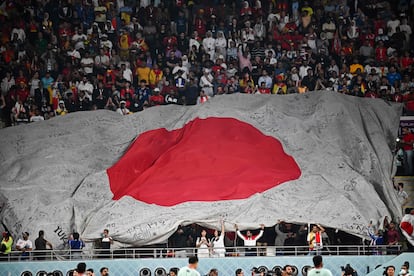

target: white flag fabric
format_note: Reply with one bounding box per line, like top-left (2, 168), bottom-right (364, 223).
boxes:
top-left (0, 92), bottom-right (403, 248)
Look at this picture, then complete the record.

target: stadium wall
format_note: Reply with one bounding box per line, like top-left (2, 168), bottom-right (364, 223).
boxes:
top-left (1, 254), bottom-right (409, 276)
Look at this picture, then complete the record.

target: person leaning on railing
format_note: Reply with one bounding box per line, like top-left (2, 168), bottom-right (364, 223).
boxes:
top-left (0, 231), bottom-right (13, 261)
top-left (34, 230), bottom-right (53, 260)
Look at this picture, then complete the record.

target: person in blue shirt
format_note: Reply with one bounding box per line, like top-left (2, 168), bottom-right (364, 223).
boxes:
top-left (135, 80), bottom-right (151, 109)
top-left (387, 66), bottom-right (402, 87)
top-left (68, 232), bottom-right (85, 259)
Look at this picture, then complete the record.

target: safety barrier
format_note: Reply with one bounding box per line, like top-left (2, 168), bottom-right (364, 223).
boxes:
top-left (0, 244), bottom-right (402, 262)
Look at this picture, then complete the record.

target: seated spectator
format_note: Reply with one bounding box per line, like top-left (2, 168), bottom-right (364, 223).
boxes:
top-left (197, 90), bottom-right (210, 104)
top-left (149, 88), bottom-right (165, 106)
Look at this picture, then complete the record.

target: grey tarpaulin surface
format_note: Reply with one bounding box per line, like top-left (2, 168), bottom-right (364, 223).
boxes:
top-left (0, 92), bottom-right (403, 248)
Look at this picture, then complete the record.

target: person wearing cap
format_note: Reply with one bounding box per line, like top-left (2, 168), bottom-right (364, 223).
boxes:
top-left (235, 269), bottom-right (244, 276)
top-left (16, 232), bottom-right (33, 260)
top-left (149, 88), bottom-right (165, 106)
top-left (0, 231), bottom-right (13, 260)
top-left (100, 33), bottom-right (113, 51)
top-left (117, 100), bottom-right (130, 115)
top-left (211, 56), bottom-right (226, 75)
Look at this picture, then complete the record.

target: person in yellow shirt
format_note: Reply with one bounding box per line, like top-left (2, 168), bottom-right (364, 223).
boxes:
top-left (135, 61), bottom-right (151, 84)
top-left (349, 59), bottom-right (364, 76)
top-left (272, 75), bottom-right (287, 94)
top-left (149, 64), bottom-right (163, 89)
top-left (1, 231), bottom-right (13, 260)
top-left (118, 29), bottom-right (131, 59)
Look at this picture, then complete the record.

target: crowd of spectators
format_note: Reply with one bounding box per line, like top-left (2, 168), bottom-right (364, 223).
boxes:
top-left (0, 0), bottom-right (413, 127)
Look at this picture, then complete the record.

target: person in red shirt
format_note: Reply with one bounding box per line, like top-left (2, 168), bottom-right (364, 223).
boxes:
top-left (385, 221), bottom-right (400, 254)
top-left (120, 81), bottom-right (134, 100)
top-left (103, 66), bottom-right (117, 89)
top-left (258, 82), bottom-right (271, 94)
top-left (401, 127), bottom-right (414, 175)
top-left (149, 88), bottom-right (165, 106)
top-left (16, 81), bottom-right (29, 103)
top-left (400, 51), bottom-right (413, 71)
top-left (15, 69), bottom-right (28, 87)
top-left (163, 33), bottom-right (178, 54)
top-left (375, 41), bottom-right (387, 63)
top-left (194, 12), bottom-right (206, 37)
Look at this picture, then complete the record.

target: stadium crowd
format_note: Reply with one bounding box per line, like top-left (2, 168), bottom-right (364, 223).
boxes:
top-left (0, 0), bottom-right (413, 127)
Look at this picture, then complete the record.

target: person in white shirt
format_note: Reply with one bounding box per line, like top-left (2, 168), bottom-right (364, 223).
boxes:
top-left (396, 182), bottom-right (409, 206)
top-left (299, 62), bottom-right (312, 79)
top-left (203, 31), bottom-right (216, 61)
top-left (77, 76), bottom-right (94, 101)
top-left (257, 69), bottom-right (273, 89)
top-left (235, 224), bottom-right (264, 256)
top-left (94, 48), bottom-right (110, 72)
top-left (16, 232), bottom-right (33, 261)
top-left (199, 69), bottom-right (214, 97)
top-left (120, 63), bottom-right (133, 83)
top-left (30, 110), bottom-right (45, 122)
top-left (307, 255), bottom-right (333, 276)
top-left (322, 18), bottom-right (336, 40)
top-left (177, 256), bottom-right (201, 276)
top-left (211, 220), bottom-right (226, 257)
top-left (116, 100), bottom-right (130, 115)
top-left (1, 72), bottom-right (15, 96)
top-left (72, 28), bottom-right (88, 50)
top-left (173, 59), bottom-right (189, 81)
top-left (195, 229), bottom-right (211, 258)
top-left (100, 34), bottom-right (113, 51)
top-left (197, 90), bottom-right (210, 104)
top-left (214, 31), bottom-right (227, 60)
top-left (387, 14), bottom-right (401, 37)
top-left (189, 31), bottom-right (201, 51)
top-left (80, 52), bottom-right (95, 76)
top-left (11, 26), bottom-right (26, 42)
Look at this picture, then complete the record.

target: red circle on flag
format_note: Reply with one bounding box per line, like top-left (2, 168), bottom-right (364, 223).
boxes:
top-left (107, 117), bottom-right (301, 206)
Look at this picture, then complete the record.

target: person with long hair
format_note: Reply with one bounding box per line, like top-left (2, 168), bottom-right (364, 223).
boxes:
top-left (196, 229), bottom-right (211, 258)
top-left (211, 220), bottom-right (226, 258)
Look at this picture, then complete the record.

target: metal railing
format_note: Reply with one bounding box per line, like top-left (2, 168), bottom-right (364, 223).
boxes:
top-left (0, 244), bottom-right (402, 262)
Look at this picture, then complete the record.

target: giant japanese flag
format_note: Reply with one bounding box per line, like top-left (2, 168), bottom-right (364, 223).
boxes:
top-left (0, 92), bottom-right (403, 248)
